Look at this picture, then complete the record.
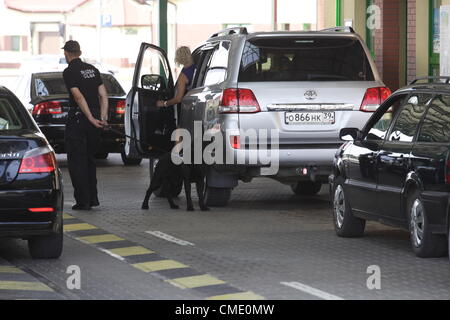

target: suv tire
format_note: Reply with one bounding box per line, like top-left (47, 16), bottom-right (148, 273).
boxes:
top-left (121, 150), bottom-right (142, 166)
top-left (333, 177), bottom-right (365, 237)
top-left (291, 181), bottom-right (322, 196)
top-left (407, 190), bottom-right (447, 258)
top-left (205, 187), bottom-right (232, 207)
top-left (28, 223), bottom-right (63, 259)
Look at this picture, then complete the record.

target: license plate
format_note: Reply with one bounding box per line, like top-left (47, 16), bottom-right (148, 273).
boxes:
top-left (285, 112), bottom-right (335, 125)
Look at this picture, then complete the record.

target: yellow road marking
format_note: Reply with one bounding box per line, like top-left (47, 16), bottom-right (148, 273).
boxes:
top-left (77, 234), bottom-right (124, 244)
top-left (0, 266), bottom-right (25, 274)
top-left (62, 213), bottom-right (75, 220)
top-left (0, 281), bottom-right (53, 292)
top-left (167, 274), bottom-right (225, 289)
top-left (64, 223), bottom-right (97, 232)
top-left (207, 291), bottom-right (265, 300)
top-left (109, 246), bottom-right (154, 257)
top-left (132, 260), bottom-right (188, 273)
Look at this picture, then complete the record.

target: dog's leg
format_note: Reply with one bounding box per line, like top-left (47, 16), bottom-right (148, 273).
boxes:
top-left (196, 179), bottom-right (209, 211)
top-left (141, 187), bottom-right (152, 210)
top-left (184, 179), bottom-right (194, 211)
top-left (163, 180), bottom-right (179, 209)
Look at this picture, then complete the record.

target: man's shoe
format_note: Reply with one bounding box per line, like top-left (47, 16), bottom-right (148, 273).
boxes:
top-left (90, 200), bottom-right (100, 207)
top-left (72, 204), bottom-right (91, 211)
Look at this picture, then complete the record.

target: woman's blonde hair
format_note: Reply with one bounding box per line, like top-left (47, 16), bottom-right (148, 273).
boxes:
top-left (175, 46), bottom-right (193, 67)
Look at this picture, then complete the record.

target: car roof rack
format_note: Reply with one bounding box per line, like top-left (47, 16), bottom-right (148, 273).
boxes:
top-left (210, 27), bottom-right (248, 38)
top-left (320, 26), bottom-right (355, 33)
top-left (409, 76), bottom-right (450, 85)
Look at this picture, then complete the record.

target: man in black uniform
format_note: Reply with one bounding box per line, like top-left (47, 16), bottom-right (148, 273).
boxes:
top-left (62, 40), bottom-right (109, 210)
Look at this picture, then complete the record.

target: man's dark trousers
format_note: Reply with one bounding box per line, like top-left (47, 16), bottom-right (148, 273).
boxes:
top-left (65, 113), bottom-right (101, 207)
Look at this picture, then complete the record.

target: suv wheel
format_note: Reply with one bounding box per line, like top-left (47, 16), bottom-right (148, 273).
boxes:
top-left (121, 150), bottom-right (142, 166)
top-left (333, 178), bottom-right (365, 237)
top-left (407, 190), bottom-right (447, 258)
top-left (28, 223), bottom-right (63, 259)
top-left (291, 181), bottom-right (322, 196)
top-left (205, 187), bottom-right (232, 207)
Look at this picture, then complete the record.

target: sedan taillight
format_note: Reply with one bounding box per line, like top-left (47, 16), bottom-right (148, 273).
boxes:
top-left (33, 101), bottom-right (62, 115)
top-left (446, 160), bottom-right (450, 184)
top-left (116, 100), bottom-right (126, 114)
top-left (360, 87), bottom-right (391, 112)
top-left (19, 146), bottom-right (56, 174)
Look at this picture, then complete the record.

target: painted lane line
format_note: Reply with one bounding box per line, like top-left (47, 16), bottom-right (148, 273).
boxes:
top-left (281, 282), bottom-right (344, 300)
top-left (146, 231), bottom-right (195, 246)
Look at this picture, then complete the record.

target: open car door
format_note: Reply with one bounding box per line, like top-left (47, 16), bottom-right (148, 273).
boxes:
top-left (125, 43), bottom-right (175, 159)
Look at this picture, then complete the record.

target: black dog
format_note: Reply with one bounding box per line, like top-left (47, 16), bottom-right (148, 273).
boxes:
top-left (141, 152), bottom-right (209, 211)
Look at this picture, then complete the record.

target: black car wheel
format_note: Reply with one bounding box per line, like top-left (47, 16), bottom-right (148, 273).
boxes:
top-left (332, 177), bottom-right (365, 237)
top-left (407, 190), bottom-right (447, 258)
top-left (121, 150), bottom-right (142, 166)
top-left (291, 181), bottom-right (322, 196)
top-left (94, 152), bottom-right (109, 160)
top-left (28, 223), bottom-right (63, 259)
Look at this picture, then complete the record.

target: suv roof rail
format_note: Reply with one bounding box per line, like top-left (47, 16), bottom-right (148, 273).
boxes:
top-left (320, 26), bottom-right (355, 33)
top-left (409, 76), bottom-right (450, 85)
top-left (210, 27), bottom-right (248, 38)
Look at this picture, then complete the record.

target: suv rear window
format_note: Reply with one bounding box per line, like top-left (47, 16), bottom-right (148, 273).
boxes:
top-left (239, 37), bottom-right (374, 82)
top-left (32, 73), bottom-right (125, 98)
top-left (0, 97), bottom-right (29, 131)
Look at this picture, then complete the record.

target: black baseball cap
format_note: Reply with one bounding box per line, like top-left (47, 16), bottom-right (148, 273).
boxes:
top-left (61, 40), bottom-right (81, 53)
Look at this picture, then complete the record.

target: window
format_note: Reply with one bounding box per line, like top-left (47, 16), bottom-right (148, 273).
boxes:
top-left (388, 94), bottom-right (431, 142)
top-left (202, 41), bottom-right (230, 86)
top-left (11, 36), bottom-right (21, 52)
top-left (31, 73), bottom-right (125, 99)
top-left (137, 46), bottom-right (171, 90)
top-left (366, 96), bottom-right (404, 141)
top-left (238, 37), bottom-right (374, 82)
top-left (418, 95), bottom-right (450, 143)
top-left (0, 97), bottom-right (28, 131)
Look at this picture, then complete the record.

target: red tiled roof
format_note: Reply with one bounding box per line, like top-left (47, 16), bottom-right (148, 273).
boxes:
top-left (5, 0), bottom-right (90, 13)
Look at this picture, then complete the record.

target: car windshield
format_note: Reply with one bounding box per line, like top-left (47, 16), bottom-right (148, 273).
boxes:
top-left (0, 97), bottom-right (29, 131)
top-left (32, 73), bottom-right (126, 98)
top-left (239, 36), bottom-right (375, 82)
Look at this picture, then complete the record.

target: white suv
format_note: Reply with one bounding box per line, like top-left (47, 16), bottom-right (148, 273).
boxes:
top-left (125, 27), bottom-right (390, 206)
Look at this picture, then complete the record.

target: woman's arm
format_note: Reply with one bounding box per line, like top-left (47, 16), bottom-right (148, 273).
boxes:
top-left (156, 72), bottom-right (189, 107)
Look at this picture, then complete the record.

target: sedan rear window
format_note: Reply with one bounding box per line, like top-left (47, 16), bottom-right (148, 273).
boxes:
top-left (0, 97), bottom-right (28, 131)
top-left (239, 37), bottom-right (374, 82)
top-left (32, 73), bottom-right (125, 98)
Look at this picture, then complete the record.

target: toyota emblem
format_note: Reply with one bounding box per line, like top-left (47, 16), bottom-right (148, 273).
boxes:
top-left (304, 89), bottom-right (317, 100)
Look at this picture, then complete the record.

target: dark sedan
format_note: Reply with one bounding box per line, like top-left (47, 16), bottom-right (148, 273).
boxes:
top-left (0, 86), bottom-right (63, 259)
top-left (15, 71), bottom-right (141, 165)
top-left (330, 77), bottom-right (450, 259)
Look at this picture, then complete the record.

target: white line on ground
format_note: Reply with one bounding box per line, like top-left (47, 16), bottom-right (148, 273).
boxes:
top-left (281, 282), bottom-right (344, 300)
top-left (145, 231), bottom-right (195, 246)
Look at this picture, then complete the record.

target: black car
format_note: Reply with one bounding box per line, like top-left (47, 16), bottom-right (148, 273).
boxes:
top-left (15, 71), bottom-right (141, 165)
top-left (0, 86), bottom-right (63, 259)
top-left (330, 77), bottom-right (450, 259)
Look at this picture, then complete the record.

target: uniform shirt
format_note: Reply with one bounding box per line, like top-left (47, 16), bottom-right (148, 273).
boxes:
top-left (63, 58), bottom-right (103, 112)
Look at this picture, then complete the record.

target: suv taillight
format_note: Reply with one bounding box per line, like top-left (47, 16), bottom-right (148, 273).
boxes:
top-left (116, 100), bottom-right (126, 114)
top-left (19, 147), bottom-right (56, 174)
top-left (33, 101), bottom-right (62, 115)
top-left (360, 87), bottom-right (391, 112)
top-left (219, 88), bottom-right (260, 114)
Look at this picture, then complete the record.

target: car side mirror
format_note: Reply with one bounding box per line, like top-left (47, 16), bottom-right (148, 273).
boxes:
top-left (141, 74), bottom-right (167, 92)
top-left (339, 128), bottom-right (361, 141)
